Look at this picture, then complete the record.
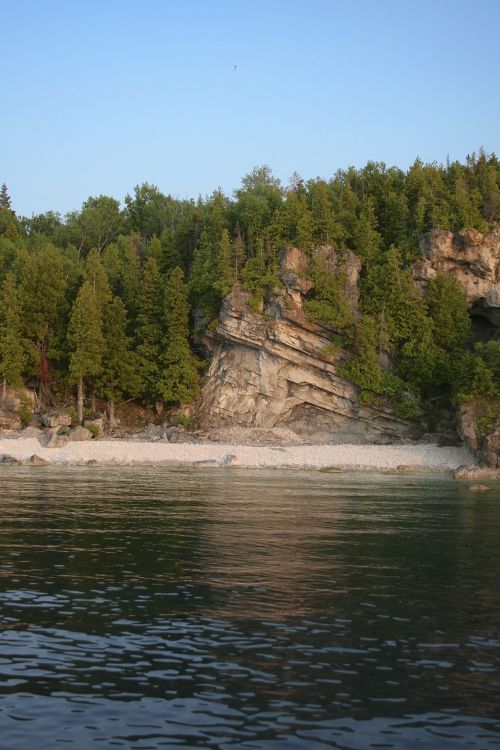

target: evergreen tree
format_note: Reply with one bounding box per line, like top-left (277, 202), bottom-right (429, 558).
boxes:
top-left (99, 296), bottom-right (139, 425)
top-left (135, 257), bottom-right (163, 402)
top-left (16, 243), bottom-right (67, 400)
top-left (309, 179), bottom-right (343, 246)
top-left (158, 267), bottom-right (199, 405)
top-left (0, 184), bottom-right (12, 211)
top-left (67, 280), bottom-right (105, 423)
top-left (352, 196), bottom-right (382, 265)
top-left (0, 273), bottom-right (26, 402)
top-left (213, 229), bottom-right (234, 297)
top-left (188, 229), bottom-right (220, 323)
top-left (85, 247), bottom-right (113, 310)
top-left (304, 249), bottom-right (353, 332)
top-left (232, 226), bottom-right (245, 281)
top-left (425, 274), bottom-right (471, 352)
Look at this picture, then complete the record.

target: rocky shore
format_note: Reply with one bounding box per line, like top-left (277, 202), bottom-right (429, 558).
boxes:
top-left (0, 432), bottom-right (475, 473)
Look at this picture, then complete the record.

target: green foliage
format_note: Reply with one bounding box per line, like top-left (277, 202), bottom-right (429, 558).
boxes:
top-left (475, 401), bottom-right (500, 435)
top-left (3, 152), bottom-right (499, 421)
top-left (395, 394), bottom-right (424, 422)
top-left (0, 273), bottom-right (26, 387)
top-left (0, 184), bottom-right (12, 211)
top-left (458, 341), bottom-right (500, 401)
top-left (176, 413), bottom-right (195, 429)
top-left (304, 249), bottom-right (353, 331)
top-left (19, 396), bottom-right (33, 427)
top-left (158, 267), bottom-right (199, 405)
top-left (425, 273), bottom-right (471, 351)
top-left (340, 315), bottom-right (404, 398)
top-left (86, 422), bottom-right (99, 438)
top-left (99, 296), bottom-right (140, 402)
top-left (135, 257), bottom-right (163, 401)
top-left (67, 280), bottom-right (104, 383)
top-left (67, 406), bottom-right (78, 426)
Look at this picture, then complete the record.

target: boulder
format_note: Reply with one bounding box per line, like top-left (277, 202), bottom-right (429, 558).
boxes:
top-left (83, 417), bottom-right (104, 436)
top-left (146, 423), bottom-right (162, 438)
top-left (457, 404), bottom-right (480, 452)
top-left (40, 412), bottom-right (72, 428)
top-left (0, 453), bottom-right (19, 464)
top-left (478, 427), bottom-right (500, 469)
top-left (29, 454), bottom-right (50, 465)
top-left (221, 453), bottom-right (239, 467)
top-left (67, 426), bottom-right (93, 442)
top-left (163, 426), bottom-right (199, 443)
top-left (40, 427), bottom-right (69, 448)
top-left (22, 426), bottom-right (43, 439)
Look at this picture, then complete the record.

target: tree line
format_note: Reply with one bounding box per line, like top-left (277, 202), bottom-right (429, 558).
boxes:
top-left (0, 149), bottom-right (499, 424)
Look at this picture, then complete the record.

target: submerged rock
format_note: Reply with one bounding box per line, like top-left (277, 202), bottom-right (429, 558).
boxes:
top-left (455, 465), bottom-right (500, 481)
top-left (29, 454), bottom-right (50, 465)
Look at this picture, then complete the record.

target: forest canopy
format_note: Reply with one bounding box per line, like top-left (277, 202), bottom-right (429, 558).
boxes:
top-left (0, 151), bottom-right (499, 423)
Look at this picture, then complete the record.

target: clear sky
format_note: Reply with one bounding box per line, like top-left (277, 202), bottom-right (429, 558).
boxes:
top-left (2, 0), bottom-right (500, 216)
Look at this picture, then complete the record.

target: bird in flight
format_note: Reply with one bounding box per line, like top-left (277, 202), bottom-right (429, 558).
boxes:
top-left (233, 64), bottom-right (238, 71)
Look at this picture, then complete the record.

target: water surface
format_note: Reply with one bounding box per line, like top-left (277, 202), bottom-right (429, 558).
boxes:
top-left (0, 466), bottom-right (499, 749)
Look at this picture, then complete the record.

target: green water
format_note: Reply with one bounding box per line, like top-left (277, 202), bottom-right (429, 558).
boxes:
top-left (0, 466), bottom-right (499, 749)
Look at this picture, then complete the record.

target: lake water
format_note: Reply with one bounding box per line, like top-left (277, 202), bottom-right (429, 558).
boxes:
top-left (0, 466), bottom-right (499, 749)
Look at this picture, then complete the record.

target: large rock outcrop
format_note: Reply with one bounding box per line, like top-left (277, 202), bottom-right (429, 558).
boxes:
top-left (197, 247), bottom-right (421, 444)
top-left (413, 227), bottom-right (500, 325)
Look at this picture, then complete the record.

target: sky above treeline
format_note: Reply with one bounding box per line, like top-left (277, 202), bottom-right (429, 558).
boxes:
top-left (3, 0), bottom-right (500, 217)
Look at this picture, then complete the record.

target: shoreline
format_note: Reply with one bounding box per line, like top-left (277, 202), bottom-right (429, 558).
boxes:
top-left (0, 437), bottom-right (475, 473)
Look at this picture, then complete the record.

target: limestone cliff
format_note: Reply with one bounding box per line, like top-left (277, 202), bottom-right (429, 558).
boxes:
top-left (197, 230), bottom-right (500, 447)
top-left (413, 227), bottom-right (500, 324)
top-left (197, 247), bottom-right (421, 444)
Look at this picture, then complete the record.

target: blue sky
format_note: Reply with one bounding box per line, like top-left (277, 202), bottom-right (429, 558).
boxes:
top-left (2, 0), bottom-right (500, 216)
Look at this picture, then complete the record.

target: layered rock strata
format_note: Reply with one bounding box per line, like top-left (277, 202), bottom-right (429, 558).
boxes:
top-left (198, 248), bottom-right (420, 444)
top-left (413, 227), bottom-right (500, 324)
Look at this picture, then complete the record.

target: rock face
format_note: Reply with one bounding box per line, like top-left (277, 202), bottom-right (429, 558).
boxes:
top-left (457, 402), bottom-right (500, 469)
top-left (413, 227), bottom-right (500, 325)
top-left (197, 246), bottom-right (421, 444)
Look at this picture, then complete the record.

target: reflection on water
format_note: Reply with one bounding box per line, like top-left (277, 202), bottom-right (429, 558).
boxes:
top-left (0, 466), bottom-right (499, 748)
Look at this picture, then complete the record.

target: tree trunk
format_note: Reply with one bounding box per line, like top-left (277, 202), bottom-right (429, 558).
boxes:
top-left (108, 400), bottom-right (116, 428)
top-left (1, 377), bottom-right (6, 406)
top-left (77, 377), bottom-right (84, 425)
top-left (91, 391), bottom-right (96, 413)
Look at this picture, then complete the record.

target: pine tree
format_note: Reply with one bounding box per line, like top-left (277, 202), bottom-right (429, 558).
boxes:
top-left (16, 243), bottom-right (67, 402)
top-left (99, 296), bottom-right (139, 425)
top-left (0, 273), bottom-right (26, 403)
top-left (135, 257), bottom-right (163, 402)
top-left (213, 229), bottom-right (234, 297)
top-left (0, 184), bottom-right (12, 211)
top-left (232, 226), bottom-right (245, 281)
top-left (68, 280), bottom-right (105, 423)
top-left (352, 196), bottom-right (382, 265)
top-left (158, 267), bottom-right (199, 405)
top-left (85, 247), bottom-right (112, 310)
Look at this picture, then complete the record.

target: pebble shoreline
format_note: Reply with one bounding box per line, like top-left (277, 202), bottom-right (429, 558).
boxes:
top-left (0, 437), bottom-right (475, 472)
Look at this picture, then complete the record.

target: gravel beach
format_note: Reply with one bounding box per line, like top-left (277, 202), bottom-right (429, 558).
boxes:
top-left (0, 437), bottom-right (475, 472)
